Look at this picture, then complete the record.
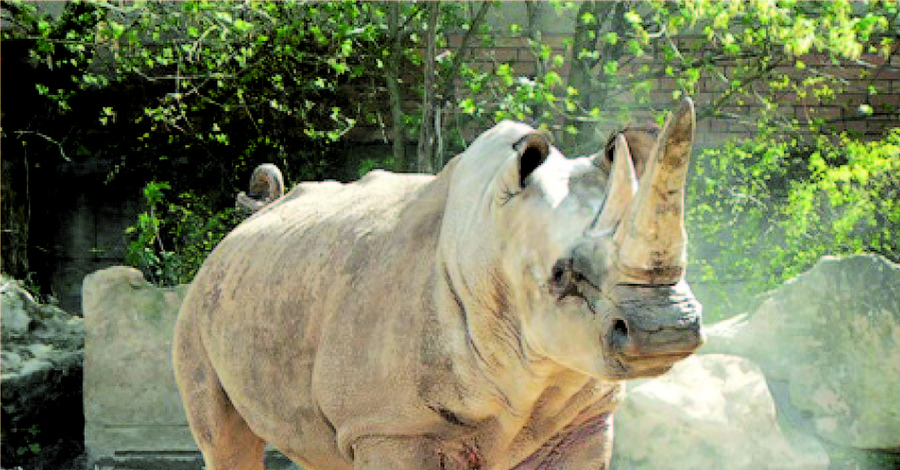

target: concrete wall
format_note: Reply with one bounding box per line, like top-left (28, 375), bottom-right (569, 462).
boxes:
top-left (33, 158), bottom-right (142, 315)
top-left (82, 267), bottom-right (195, 467)
top-left (82, 266), bottom-right (302, 469)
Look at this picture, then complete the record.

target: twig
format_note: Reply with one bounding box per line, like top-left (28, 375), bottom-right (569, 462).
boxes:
top-left (14, 131), bottom-right (70, 161)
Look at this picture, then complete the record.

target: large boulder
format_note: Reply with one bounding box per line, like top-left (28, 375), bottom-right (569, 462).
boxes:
top-left (702, 255), bottom-right (900, 450)
top-left (1, 273), bottom-right (85, 469)
top-left (82, 266), bottom-right (193, 467)
top-left (611, 354), bottom-right (829, 470)
top-left (82, 266), bottom-right (301, 469)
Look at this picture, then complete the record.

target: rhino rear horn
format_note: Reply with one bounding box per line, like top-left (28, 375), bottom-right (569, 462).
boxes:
top-left (588, 134), bottom-right (638, 235)
top-left (615, 98), bottom-right (695, 284)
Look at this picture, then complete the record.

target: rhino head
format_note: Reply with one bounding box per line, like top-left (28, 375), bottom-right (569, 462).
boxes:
top-left (441, 98), bottom-right (702, 380)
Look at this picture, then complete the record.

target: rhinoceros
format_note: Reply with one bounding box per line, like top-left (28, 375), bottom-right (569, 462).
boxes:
top-left (173, 98), bottom-right (703, 470)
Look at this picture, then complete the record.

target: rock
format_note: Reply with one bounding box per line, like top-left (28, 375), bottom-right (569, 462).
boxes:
top-left (701, 255), bottom-right (900, 450)
top-left (611, 354), bottom-right (829, 470)
top-left (1, 278), bottom-right (33, 338)
top-left (82, 266), bottom-right (195, 467)
top-left (1, 351), bottom-right (23, 372)
top-left (77, 266), bottom-right (309, 469)
top-left (0, 274), bottom-right (85, 470)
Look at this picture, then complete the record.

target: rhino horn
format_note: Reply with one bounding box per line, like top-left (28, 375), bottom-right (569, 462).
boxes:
top-left (615, 98), bottom-right (695, 284)
top-left (588, 134), bottom-right (638, 235)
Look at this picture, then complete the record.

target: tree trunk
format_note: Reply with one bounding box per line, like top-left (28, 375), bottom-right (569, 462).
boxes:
top-left (524, 0), bottom-right (545, 121)
top-left (0, 149), bottom-right (30, 279)
top-left (436, 2), bottom-right (491, 104)
top-left (417, 1), bottom-right (439, 174)
top-left (564, 1), bottom-right (624, 152)
top-left (386, 2), bottom-right (406, 169)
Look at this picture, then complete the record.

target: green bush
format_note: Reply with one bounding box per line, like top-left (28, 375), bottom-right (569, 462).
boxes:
top-left (125, 181), bottom-right (241, 286)
top-left (688, 129), bottom-right (900, 319)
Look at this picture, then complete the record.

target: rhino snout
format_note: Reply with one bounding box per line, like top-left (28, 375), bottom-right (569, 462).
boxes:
top-left (605, 294), bottom-right (703, 361)
top-left (608, 315), bottom-right (702, 358)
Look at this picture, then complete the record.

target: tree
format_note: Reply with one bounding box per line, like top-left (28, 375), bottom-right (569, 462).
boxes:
top-left (385, 2), bottom-right (407, 171)
top-left (416, 0), bottom-right (439, 174)
top-left (1, 0), bottom-right (896, 294)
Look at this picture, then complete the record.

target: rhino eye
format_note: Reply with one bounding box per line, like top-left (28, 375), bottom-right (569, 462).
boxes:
top-left (550, 258), bottom-right (585, 300)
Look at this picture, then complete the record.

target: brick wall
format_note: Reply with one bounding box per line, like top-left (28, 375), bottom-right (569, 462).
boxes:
top-left (437, 31), bottom-right (900, 149)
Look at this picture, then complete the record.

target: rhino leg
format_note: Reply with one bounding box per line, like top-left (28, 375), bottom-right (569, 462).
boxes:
top-left (173, 311), bottom-right (266, 470)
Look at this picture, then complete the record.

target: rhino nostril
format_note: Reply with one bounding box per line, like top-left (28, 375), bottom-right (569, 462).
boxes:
top-left (613, 318), bottom-right (629, 338)
top-left (610, 318), bottom-right (630, 351)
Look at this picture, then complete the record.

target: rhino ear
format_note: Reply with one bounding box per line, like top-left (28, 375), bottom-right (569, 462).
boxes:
top-left (514, 131), bottom-right (551, 187)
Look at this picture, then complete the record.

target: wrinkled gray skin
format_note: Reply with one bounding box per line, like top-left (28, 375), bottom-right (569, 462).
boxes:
top-left (174, 99), bottom-right (703, 470)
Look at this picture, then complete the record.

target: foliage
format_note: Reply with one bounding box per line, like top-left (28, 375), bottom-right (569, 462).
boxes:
top-left (1, 0), bottom-right (897, 289)
top-left (687, 129), bottom-right (900, 317)
top-left (15, 424), bottom-right (41, 457)
top-left (454, 0), bottom-right (897, 154)
top-left (2, 0), bottom-right (417, 200)
top-left (4, 0), bottom-right (896, 172)
top-left (125, 181), bottom-right (241, 286)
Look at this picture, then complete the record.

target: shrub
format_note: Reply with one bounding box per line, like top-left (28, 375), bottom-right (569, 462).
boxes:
top-left (125, 181), bottom-right (241, 286)
top-left (687, 129), bottom-right (900, 319)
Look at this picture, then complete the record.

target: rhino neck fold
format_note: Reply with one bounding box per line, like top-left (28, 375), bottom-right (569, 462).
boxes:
top-left (435, 260), bottom-right (565, 412)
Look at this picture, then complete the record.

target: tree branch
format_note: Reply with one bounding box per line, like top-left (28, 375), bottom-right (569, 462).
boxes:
top-left (437, 1), bottom-right (491, 104)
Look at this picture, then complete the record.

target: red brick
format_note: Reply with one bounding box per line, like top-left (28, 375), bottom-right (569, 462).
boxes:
top-left (495, 36), bottom-right (525, 48)
top-left (490, 47), bottom-right (519, 63)
top-left (859, 52), bottom-right (887, 67)
top-left (872, 91), bottom-right (900, 108)
top-left (818, 65), bottom-right (865, 81)
top-left (657, 77), bottom-right (678, 92)
top-left (836, 118), bottom-right (869, 136)
top-left (515, 62), bottom-right (537, 77)
top-left (799, 53), bottom-right (833, 67)
top-left (541, 35), bottom-right (568, 50)
top-left (871, 66), bottom-right (900, 83)
top-left (890, 51), bottom-right (900, 66)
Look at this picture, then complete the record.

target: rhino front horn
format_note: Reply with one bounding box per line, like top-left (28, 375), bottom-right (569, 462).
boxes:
top-left (615, 98), bottom-right (695, 284)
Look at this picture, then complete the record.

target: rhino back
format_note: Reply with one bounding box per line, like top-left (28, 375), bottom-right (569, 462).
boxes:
top-left (180, 168), bottom-right (451, 457)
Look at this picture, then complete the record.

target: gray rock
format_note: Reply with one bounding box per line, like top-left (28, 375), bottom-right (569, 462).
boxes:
top-left (1, 279), bottom-right (33, 338)
top-left (701, 254), bottom-right (900, 450)
top-left (19, 358), bottom-right (54, 376)
top-left (81, 266), bottom-right (307, 469)
top-left (611, 354), bottom-right (829, 470)
top-left (0, 274), bottom-right (85, 469)
top-left (82, 266), bottom-right (194, 467)
top-left (0, 351), bottom-right (23, 373)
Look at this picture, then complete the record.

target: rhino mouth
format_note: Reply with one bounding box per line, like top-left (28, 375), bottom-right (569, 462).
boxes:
top-left (602, 317), bottom-right (700, 379)
top-left (606, 351), bottom-right (693, 379)
top-left (596, 287), bottom-right (703, 380)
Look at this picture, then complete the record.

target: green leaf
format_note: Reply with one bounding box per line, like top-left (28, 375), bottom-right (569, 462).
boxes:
top-left (603, 61), bottom-right (618, 75)
top-left (624, 10), bottom-right (641, 24)
top-left (544, 71), bottom-right (562, 87)
top-left (604, 32), bottom-right (618, 45)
